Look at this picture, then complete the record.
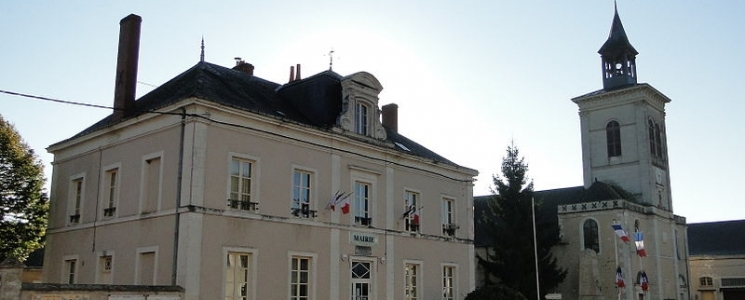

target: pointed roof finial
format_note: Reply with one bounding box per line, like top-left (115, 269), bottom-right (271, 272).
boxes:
top-left (328, 49), bottom-right (335, 71)
top-left (598, 3), bottom-right (637, 56)
top-left (200, 36), bottom-right (205, 62)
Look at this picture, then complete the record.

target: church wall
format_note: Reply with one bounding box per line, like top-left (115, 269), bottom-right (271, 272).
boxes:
top-left (556, 203), bottom-right (688, 300)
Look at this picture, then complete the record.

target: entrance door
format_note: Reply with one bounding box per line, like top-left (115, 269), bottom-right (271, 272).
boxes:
top-left (701, 290), bottom-right (714, 300)
top-left (351, 261), bottom-right (372, 300)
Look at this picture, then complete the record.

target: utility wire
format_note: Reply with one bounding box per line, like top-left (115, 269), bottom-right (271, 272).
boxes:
top-left (0, 88), bottom-right (475, 183)
top-left (0, 89), bottom-right (113, 110)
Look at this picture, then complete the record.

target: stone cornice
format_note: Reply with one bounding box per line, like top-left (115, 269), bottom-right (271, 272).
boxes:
top-left (572, 84), bottom-right (671, 112)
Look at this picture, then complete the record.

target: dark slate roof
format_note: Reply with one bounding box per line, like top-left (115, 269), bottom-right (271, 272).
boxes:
top-left (55, 61), bottom-right (463, 168)
top-left (583, 180), bottom-right (636, 202)
top-left (688, 219), bottom-right (745, 256)
top-left (598, 6), bottom-right (638, 57)
top-left (473, 186), bottom-right (585, 247)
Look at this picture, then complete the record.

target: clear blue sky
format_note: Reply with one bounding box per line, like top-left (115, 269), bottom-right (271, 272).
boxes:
top-left (1, 1), bottom-right (742, 223)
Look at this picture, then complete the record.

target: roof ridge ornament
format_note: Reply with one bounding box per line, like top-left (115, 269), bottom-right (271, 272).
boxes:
top-left (200, 36), bottom-right (205, 62)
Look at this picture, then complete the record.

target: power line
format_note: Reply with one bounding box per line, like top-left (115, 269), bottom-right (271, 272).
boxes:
top-left (0, 89), bottom-right (114, 110)
top-left (0, 88), bottom-right (475, 183)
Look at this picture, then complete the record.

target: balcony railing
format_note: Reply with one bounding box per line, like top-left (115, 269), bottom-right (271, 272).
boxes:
top-left (69, 214), bottom-right (81, 224)
top-left (355, 216), bottom-right (372, 227)
top-left (442, 223), bottom-right (459, 236)
top-left (103, 207), bottom-right (116, 217)
top-left (291, 203), bottom-right (318, 218)
top-left (227, 199), bottom-right (259, 211)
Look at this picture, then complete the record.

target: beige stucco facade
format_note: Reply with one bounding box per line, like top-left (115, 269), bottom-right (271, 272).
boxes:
top-left (689, 256), bottom-right (745, 300)
top-left (43, 68), bottom-right (478, 300)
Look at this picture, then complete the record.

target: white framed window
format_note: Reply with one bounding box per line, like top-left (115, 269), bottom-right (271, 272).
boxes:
top-left (229, 156), bottom-right (258, 211)
top-left (62, 256), bottom-right (78, 284)
top-left (292, 169), bottom-right (316, 218)
top-left (135, 246), bottom-right (158, 285)
top-left (442, 264), bottom-right (457, 300)
top-left (225, 249), bottom-right (256, 300)
top-left (404, 190), bottom-right (420, 232)
top-left (289, 253), bottom-right (315, 300)
top-left (68, 175), bottom-right (84, 225)
top-left (354, 102), bottom-right (370, 135)
top-left (102, 165), bottom-right (121, 218)
top-left (441, 197), bottom-right (457, 236)
top-left (354, 181), bottom-right (372, 226)
top-left (140, 152), bottom-right (163, 214)
top-left (404, 261), bottom-right (422, 300)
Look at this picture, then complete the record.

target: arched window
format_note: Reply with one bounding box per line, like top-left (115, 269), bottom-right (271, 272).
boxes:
top-left (634, 219), bottom-right (640, 232)
top-left (655, 123), bottom-right (663, 159)
top-left (606, 121), bottom-right (622, 157)
top-left (649, 119), bottom-right (665, 160)
top-left (583, 219), bottom-right (599, 253)
top-left (648, 120), bottom-right (657, 157)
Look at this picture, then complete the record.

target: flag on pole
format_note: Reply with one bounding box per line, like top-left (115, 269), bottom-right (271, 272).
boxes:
top-left (640, 271), bottom-right (649, 292)
top-left (401, 205), bottom-right (415, 219)
top-left (616, 267), bottom-right (625, 288)
top-left (635, 232), bottom-right (647, 257)
top-left (412, 207), bottom-right (420, 225)
top-left (328, 191), bottom-right (351, 213)
top-left (612, 224), bottom-right (630, 242)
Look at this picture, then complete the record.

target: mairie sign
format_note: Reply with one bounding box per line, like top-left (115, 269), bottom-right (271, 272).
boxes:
top-left (350, 232), bottom-right (377, 246)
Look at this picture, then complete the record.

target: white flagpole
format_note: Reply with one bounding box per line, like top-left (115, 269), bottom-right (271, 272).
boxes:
top-left (613, 220), bottom-right (620, 300)
top-left (532, 197), bottom-right (540, 300)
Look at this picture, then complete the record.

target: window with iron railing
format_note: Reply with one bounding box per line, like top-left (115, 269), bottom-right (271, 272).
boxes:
top-left (229, 158), bottom-right (258, 212)
top-left (354, 182), bottom-right (372, 226)
top-left (291, 170), bottom-right (316, 218)
top-left (103, 169), bottom-right (118, 218)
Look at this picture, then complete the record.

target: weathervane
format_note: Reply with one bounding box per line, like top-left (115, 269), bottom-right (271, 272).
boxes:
top-left (328, 50), bottom-right (334, 71)
top-left (200, 36), bottom-right (205, 62)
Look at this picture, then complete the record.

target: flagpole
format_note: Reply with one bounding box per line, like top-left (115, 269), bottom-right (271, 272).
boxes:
top-left (531, 197), bottom-right (540, 300)
top-left (613, 220), bottom-right (619, 300)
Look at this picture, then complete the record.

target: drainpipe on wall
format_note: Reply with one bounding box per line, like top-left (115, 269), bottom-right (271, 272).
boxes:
top-left (171, 107), bottom-right (186, 286)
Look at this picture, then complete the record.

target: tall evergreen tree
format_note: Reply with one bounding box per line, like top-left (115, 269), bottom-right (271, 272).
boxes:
top-left (478, 142), bottom-right (566, 300)
top-left (0, 115), bottom-right (48, 262)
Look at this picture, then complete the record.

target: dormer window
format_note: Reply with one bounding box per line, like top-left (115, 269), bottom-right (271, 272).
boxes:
top-left (355, 102), bottom-right (370, 135)
top-left (340, 72), bottom-right (386, 140)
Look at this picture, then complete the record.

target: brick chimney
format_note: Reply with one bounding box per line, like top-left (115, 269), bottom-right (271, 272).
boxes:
top-left (232, 57), bottom-right (254, 76)
top-left (381, 103), bottom-right (398, 132)
top-left (113, 14), bottom-right (141, 121)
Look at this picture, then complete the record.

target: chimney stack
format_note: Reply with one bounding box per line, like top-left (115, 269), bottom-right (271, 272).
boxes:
top-left (289, 66), bottom-right (295, 83)
top-left (381, 103), bottom-right (398, 132)
top-left (232, 57), bottom-right (254, 76)
top-left (113, 14), bottom-right (142, 121)
top-left (295, 64), bottom-right (301, 81)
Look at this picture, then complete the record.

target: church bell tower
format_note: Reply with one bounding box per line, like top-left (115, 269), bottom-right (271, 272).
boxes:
top-left (572, 5), bottom-right (674, 211)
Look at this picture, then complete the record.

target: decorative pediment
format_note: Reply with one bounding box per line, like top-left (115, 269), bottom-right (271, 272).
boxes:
top-left (338, 72), bottom-right (386, 140)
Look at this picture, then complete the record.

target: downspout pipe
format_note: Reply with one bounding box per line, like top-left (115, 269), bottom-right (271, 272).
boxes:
top-left (171, 107), bottom-right (186, 286)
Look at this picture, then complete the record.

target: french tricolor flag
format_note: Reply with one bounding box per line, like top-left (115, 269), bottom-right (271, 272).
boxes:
top-left (616, 267), bottom-right (625, 288)
top-left (635, 232), bottom-right (647, 257)
top-left (612, 224), bottom-right (630, 242)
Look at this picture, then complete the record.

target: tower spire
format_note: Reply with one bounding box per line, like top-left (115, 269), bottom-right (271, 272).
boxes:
top-left (598, 4), bottom-right (638, 90)
top-left (200, 36), bottom-right (205, 62)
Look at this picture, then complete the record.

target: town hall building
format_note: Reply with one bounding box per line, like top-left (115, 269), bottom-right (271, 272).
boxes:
top-left (42, 14), bottom-right (478, 300)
